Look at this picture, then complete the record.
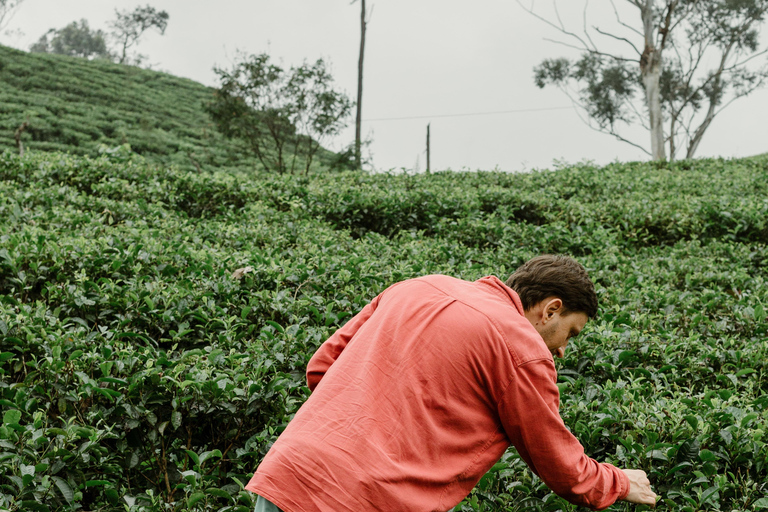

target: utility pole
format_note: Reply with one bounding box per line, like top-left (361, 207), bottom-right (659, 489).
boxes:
top-left (355, 0), bottom-right (367, 170)
top-left (426, 123), bottom-right (430, 173)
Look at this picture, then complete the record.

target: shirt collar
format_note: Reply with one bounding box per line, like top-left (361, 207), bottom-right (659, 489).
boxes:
top-left (476, 276), bottom-right (525, 315)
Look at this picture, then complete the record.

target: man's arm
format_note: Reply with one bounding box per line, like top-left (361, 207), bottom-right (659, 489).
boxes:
top-left (305, 294), bottom-right (381, 391)
top-left (498, 359), bottom-right (656, 510)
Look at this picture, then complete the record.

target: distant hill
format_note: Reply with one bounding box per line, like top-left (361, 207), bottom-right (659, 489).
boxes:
top-left (0, 45), bottom-right (336, 172)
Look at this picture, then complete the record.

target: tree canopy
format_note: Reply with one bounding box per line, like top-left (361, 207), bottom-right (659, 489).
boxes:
top-left (109, 4), bottom-right (169, 65)
top-left (29, 19), bottom-right (110, 60)
top-left (523, 0), bottom-right (768, 161)
top-left (28, 4), bottom-right (169, 67)
top-left (207, 53), bottom-right (352, 175)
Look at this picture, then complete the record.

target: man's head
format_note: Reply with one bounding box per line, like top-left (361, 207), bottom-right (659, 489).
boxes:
top-left (505, 255), bottom-right (598, 357)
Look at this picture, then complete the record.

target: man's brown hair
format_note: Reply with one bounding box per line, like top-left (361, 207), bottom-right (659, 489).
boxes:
top-left (505, 255), bottom-right (598, 318)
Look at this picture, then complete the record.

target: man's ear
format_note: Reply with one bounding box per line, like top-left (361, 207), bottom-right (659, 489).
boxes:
top-left (542, 298), bottom-right (564, 323)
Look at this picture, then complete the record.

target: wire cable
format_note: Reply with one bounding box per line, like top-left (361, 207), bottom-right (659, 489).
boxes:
top-left (363, 106), bottom-right (573, 122)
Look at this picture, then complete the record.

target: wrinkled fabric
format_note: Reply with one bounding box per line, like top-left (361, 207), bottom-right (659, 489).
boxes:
top-left (246, 275), bottom-right (629, 512)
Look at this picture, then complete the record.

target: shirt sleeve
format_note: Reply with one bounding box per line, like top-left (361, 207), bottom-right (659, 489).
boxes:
top-left (305, 294), bottom-right (381, 391)
top-left (498, 359), bottom-right (630, 511)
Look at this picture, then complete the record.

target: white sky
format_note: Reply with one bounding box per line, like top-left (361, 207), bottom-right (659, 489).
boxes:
top-left (4, 0), bottom-right (768, 171)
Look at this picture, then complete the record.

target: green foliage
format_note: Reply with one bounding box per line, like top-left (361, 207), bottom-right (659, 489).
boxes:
top-left (1, 149), bottom-right (768, 511)
top-left (568, 53), bottom-right (637, 131)
top-left (27, 4), bottom-right (169, 67)
top-left (109, 4), bottom-right (170, 66)
top-left (0, 44), bottom-right (284, 173)
top-left (207, 53), bottom-right (352, 175)
top-left (0, 44), bottom-right (339, 174)
top-left (29, 19), bottom-right (110, 60)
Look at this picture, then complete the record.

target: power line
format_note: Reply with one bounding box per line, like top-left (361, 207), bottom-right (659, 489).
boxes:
top-left (363, 106), bottom-right (573, 122)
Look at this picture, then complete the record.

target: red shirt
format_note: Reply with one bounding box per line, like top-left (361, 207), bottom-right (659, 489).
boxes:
top-left (246, 275), bottom-right (629, 511)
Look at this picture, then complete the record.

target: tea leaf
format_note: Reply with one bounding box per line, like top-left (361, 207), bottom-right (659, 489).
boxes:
top-left (52, 476), bottom-right (74, 503)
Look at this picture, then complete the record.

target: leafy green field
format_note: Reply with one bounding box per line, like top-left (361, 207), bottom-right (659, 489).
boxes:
top-left (1, 148), bottom-right (768, 511)
top-left (0, 45), bottom-right (337, 174)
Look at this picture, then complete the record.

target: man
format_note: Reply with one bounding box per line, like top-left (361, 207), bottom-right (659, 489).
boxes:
top-left (246, 255), bottom-right (657, 511)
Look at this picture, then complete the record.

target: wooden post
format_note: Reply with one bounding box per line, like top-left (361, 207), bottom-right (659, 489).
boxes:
top-left (355, 0), bottom-right (367, 170)
top-left (14, 121), bottom-right (29, 157)
top-left (426, 123), bottom-right (430, 173)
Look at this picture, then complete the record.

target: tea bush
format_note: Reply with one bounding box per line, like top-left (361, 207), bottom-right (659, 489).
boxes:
top-left (1, 149), bottom-right (768, 511)
top-left (0, 45), bottom-right (339, 174)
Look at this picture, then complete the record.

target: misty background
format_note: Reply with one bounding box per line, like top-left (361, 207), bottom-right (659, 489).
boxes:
top-left (5, 0), bottom-right (767, 171)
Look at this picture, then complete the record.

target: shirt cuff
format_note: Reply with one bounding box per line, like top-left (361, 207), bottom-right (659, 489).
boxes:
top-left (617, 467), bottom-right (631, 501)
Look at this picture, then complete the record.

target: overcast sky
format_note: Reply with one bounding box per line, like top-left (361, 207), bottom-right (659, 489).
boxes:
top-left (5, 0), bottom-right (768, 171)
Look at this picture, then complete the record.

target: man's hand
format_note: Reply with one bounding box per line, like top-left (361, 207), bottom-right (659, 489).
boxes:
top-left (621, 469), bottom-right (657, 507)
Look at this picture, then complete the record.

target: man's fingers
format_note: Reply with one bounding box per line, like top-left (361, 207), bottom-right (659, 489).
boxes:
top-left (622, 469), bottom-right (657, 507)
top-left (639, 490), bottom-right (657, 507)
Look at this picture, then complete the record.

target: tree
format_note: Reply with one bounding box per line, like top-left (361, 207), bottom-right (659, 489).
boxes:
top-left (0, 0), bottom-right (23, 37)
top-left (207, 53), bottom-right (352, 175)
top-left (109, 4), bottom-right (169, 65)
top-left (521, 0), bottom-right (768, 161)
top-left (30, 19), bottom-right (110, 60)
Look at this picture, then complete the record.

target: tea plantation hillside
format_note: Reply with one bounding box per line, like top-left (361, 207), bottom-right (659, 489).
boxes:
top-left (0, 45), bottom-right (336, 173)
top-left (1, 149), bottom-right (768, 511)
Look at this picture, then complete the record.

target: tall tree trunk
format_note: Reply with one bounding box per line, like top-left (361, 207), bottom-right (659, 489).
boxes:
top-left (639, 0), bottom-right (666, 161)
top-left (685, 105), bottom-right (715, 159)
top-left (642, 68), bottom-right (665, 160)
top-left (355, 0), bottom-right (366, 170)
top-left (686, 42), bottom-right (733, 159)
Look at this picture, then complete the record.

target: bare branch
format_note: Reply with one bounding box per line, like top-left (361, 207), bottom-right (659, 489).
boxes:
top-left (609, 0), bottom-right (643, 37)
top-left (683, 109), bottom-right (696, 139)
top-left (608, 130), bottom-right (653, 155)
top-left (0, 0), bottom-right (24, 31)
top-left (553, 0), bottom-right (567, 31)
top-left (727, 48), bottom-right (768, 70)
top-left (516, 0), bottom-right (596, 54)
top-left (554, 82), bottom-right (651, 156)
top-left (542, 36), bottom-right (637, 62)
top-left (554, 82), bottom-right (589, 112)
top-left (667, 37), bottom-right (742, 127)
top-left (627, 101), bottom-right (650, 130)
top-left (713, 95), bottom-right (744, 117)
top-left (583, 0), bottom-right (600, 52)
top-left (593, 26), bottom-right (641, 56)
top-left (684, 38), bottom-right (697, 67)
top-left (715, 73), bottom-right (767, 117)
top-left (665, 1), bottom-right (697, 37)
top-left (687, 39), bottom-right (707, 79)
top-left (686, 41), bottom-right (736, 157)
top-left (541, 36), bottom-right (587, 53)
top-left (669, 43), bottom-right (707, 119)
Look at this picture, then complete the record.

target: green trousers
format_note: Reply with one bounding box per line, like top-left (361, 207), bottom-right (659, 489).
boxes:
top-left (254, 495), bottom-right (284, 512)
